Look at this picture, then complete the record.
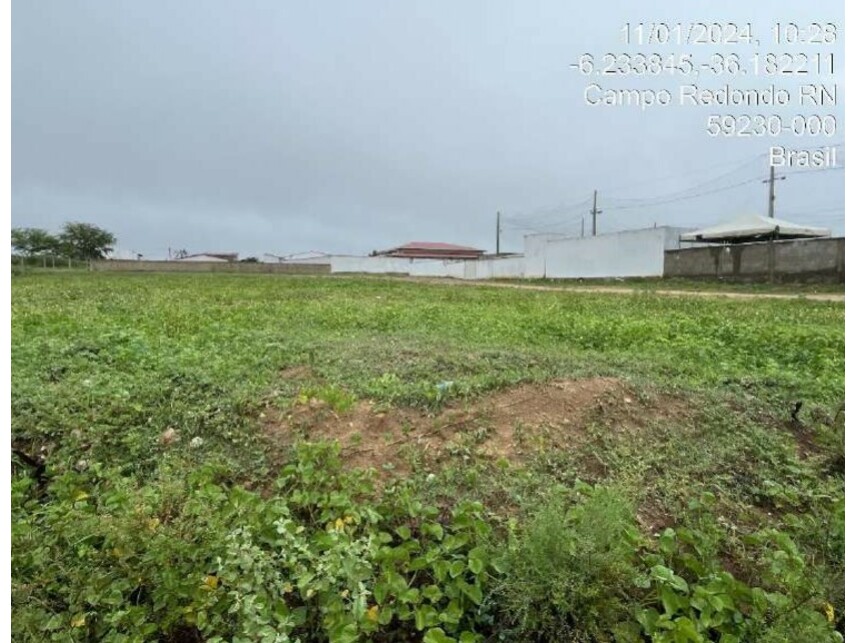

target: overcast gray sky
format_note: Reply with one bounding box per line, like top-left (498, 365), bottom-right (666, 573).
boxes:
top-left (13, 1), bottom-right (844, 258)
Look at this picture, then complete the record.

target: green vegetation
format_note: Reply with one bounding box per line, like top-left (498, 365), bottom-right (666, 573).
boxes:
top-left (12, 221), bottom-right (116, 263)
top-left (12, 273), bottom-right (844, 641)
top-left (493, 276), bottom-right (844, 295)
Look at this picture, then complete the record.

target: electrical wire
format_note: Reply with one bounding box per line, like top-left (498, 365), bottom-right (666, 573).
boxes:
top-left (500, 144), bottom-right (845, 235)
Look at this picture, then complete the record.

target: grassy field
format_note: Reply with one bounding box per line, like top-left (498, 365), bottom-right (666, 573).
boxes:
top-left (492, 276), bottom-right (845, 296)
top-left (12, 273), bottom-right (844, 642)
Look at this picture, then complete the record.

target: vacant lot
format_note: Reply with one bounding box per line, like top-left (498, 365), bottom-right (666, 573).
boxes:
top-left (12, 273), bottom-right (844, 642)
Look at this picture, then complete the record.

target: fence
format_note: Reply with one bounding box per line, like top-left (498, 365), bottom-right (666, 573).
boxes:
top-left (329, 255), bottom-right (525, 279)
top-left (523, 227), bottom-right (686, 278)
top-left (91, 260), bottom-right (331, 274)
top-left (12, 255), bottom-right (92, 270)
top-left (664, 237), bottom-right (844, 283)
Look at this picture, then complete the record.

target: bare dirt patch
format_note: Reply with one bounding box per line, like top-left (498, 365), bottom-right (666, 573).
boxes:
top-left (393, 276), bottom-right (845, 303)
top-left (262, 377), bottom-right (690, 476)
top-left (278, 365), bottom-right (316, 381)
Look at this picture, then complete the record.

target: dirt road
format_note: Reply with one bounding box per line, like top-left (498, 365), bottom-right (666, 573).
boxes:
top-left (399, 277), bottom-right (845, 302)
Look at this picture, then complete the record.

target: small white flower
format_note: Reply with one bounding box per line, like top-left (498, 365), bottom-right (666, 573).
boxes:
top-left (190, 436), bottom-right (204, 449)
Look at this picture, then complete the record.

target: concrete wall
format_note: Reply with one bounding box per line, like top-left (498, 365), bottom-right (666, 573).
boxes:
top-left (525, 227), bottom-right (686, 278)
top-left (330, 256), bottom-right (412, 275)
top-left (333, 228), bottom-right (685, 280)
top-left (524, 233), bottom-right (565, 278)
top-left (93, 260), bottom-right (330, 274)
top-left (664, 237), bottom-right (844, 283)
top-left (474, 256), bottom-right (525, 279)
top-left (408, 259), bottom-right (468, 279)
top-left (330, 255), bottom-right (525, 279)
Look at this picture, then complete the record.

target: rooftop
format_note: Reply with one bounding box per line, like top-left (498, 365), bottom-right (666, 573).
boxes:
top-left (394, 242), bottom-right (484, 252)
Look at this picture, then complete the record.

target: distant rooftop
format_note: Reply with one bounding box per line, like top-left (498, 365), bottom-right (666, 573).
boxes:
top-left (374, 241), bottom-right (485, 260)
top-left (395, 242), bottom-right (483, 251)
top-left (175, 252), bottom-right (239, 262)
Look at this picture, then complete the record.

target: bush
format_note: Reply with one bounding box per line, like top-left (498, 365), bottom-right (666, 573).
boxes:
top-left (11, 442), bottom-right (497, 642)
top-left (497, 484), bottom-right (640, 641)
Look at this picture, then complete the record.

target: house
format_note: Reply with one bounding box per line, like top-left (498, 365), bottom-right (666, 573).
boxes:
top-left (373, 242), bottom-right (485, 260)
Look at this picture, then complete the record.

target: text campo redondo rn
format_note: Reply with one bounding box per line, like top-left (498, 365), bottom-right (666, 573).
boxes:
top-left (572, 21), bottom-right (840, 169)
top-left (581, 83), bottom-right (839, 169)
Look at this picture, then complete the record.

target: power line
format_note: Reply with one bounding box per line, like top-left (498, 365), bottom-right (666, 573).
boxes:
top-left (500, 143), bottom-right (845, 235)
top-left (782, 165), bottom-right (845, 176)
top-left (595, 150), bottom-right (769, 197)
top-left (606, 176), bottom-right (764, 211)
top-left (602, 154), bottom-right (767, 205)
top-left (778, 204), bottom-right (845, 217)
top-left (502, 152), bottom-right (768, 225)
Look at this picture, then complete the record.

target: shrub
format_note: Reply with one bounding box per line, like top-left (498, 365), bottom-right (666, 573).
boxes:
top-left (497, 484), bottom-right (640, 641)
top-left (11, 442), bottom-right (497, 642)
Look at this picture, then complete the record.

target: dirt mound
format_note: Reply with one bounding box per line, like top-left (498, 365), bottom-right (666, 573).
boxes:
top-left (263, 377), bottom-right (684, 475)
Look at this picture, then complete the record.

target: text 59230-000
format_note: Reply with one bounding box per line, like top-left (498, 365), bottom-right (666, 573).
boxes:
top-left (706, 114), bottom-right (836, 138)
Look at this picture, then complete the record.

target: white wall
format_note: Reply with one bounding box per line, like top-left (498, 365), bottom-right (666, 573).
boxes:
top-left (524, 233), bottom-right (565, 278)
top-left (330, 255), bottom-right (525, 279)
top-left (409, 259), bottom-right (468, 279)
top-left (331, 227), bottom-right (686, 280)
top-left (330, 256), bottom-right (412, 274)
top-left (525, 227), bottom-right (687, 279)
top-left (474, 256), bottom-right (525, 279)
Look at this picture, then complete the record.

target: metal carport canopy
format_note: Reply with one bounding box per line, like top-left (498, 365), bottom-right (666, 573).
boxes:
top-left (680, 214), bottom-right (831, 243)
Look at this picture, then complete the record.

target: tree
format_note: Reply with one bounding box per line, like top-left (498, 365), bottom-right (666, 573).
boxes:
top-left (11, 227), bottom-right (59, 257)
top-left (58, 222), bottom-right (116, 260)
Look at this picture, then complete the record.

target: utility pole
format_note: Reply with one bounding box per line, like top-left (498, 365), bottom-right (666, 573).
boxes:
top-left (580, 217), bottom-right (584, 238)
top-left (763, 166), bottom-right (785, 218)
top-left (591, 190), bottom-right (602, 236)
top-left (495, 211), bottom-right (501, 255)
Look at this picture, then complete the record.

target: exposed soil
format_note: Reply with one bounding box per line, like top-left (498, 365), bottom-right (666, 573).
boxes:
top-left (279, 365), bottom-right (315, 381)
top-left (390, 276), bottom-right (845, 302)
top-left (635, 497), bottom-right (674, 535)
top-left (262, 377), bottom-right (690, 477)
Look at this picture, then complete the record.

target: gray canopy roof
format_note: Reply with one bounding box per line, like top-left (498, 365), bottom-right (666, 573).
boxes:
top-left (680, 215), bottom-right (831, 243)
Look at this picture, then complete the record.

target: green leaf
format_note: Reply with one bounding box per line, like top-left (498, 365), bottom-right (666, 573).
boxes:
top-left (636, 608), bottom-right (660, 633)
top-left (659, 528), bottom-right (677, 555)
top-left (378, 606), bottom-right (394, 625)
top-left (438, 600), bottom-right (463, 625)
top-left (415, 605), bottom-right (439, 630)
top-left (660, 586), bottom-right (684, 618)
top-left (652, 565), bottom-right (689, 593)
top-left (456, 578), bottom-right (483, 605)
top-left (432, 560), bottom-right (449, 581)
top-left (409, 556), bottom-right (429, 571)
top-left (424, 628), bottom-right (456, 643)
top-left (402, 588), bottom-right (421, 604)
top-left (458, 632), bottom-right (481, 643)
top-left (448, 560), bottom-right (466, 578)
top-left (422, 522), bottom-right (444, 540)
top-left (672, 616), bottom-right (703, 643)
top-left (423, 585), bottom-right (443, 603)
top-left (467, 546), bottom-right (487, 575)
